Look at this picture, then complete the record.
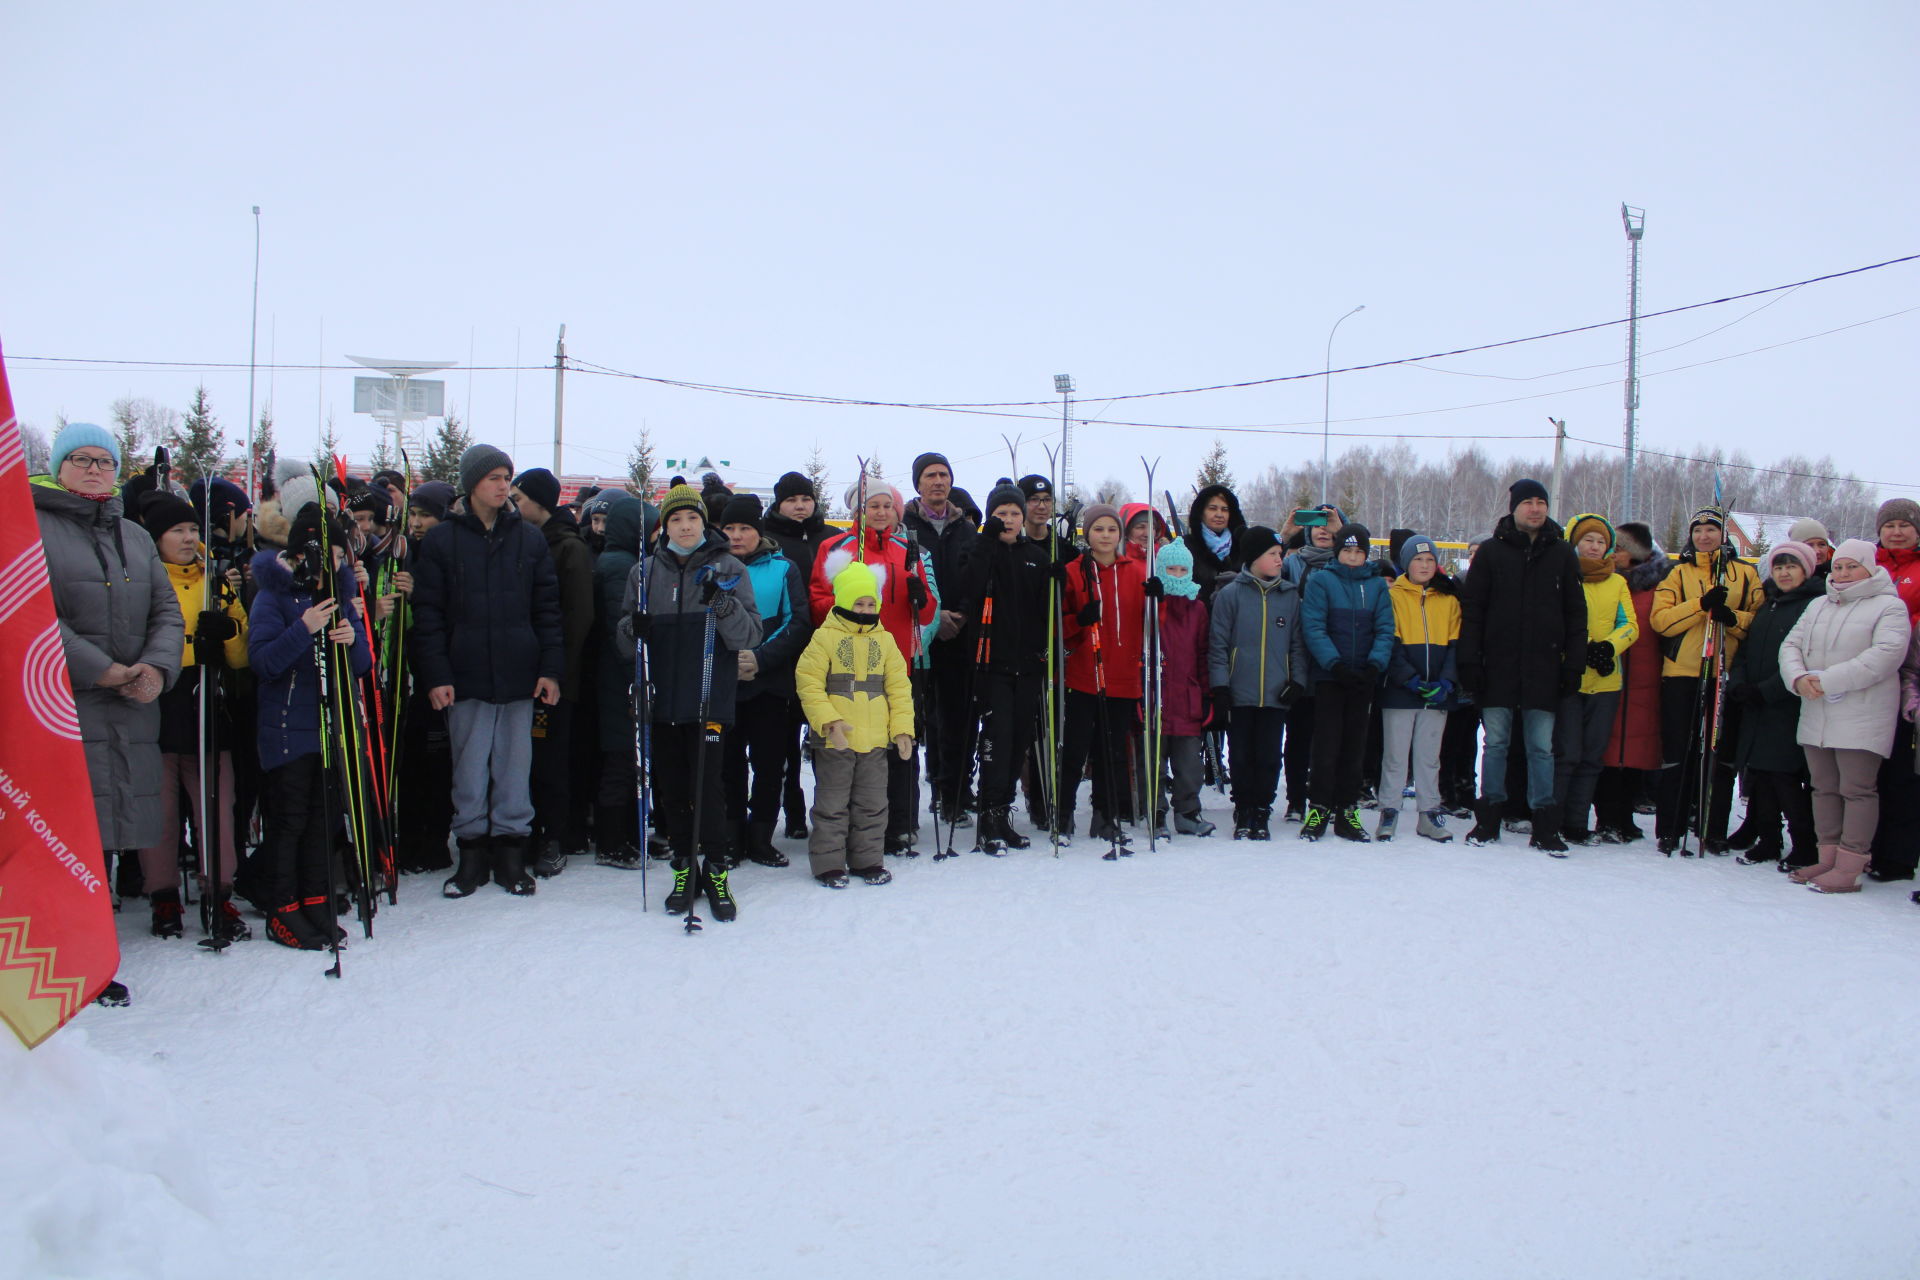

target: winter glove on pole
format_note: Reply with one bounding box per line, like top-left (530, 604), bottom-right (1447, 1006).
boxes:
top-left (1699, 584), bottom-right (1727, 613)
top-left (1077, 600), bottom-right (1101, 627)
top-left (1709, 602), bottom-right (1738, 627)
top-left (907, 577), bottom-right (929, 612)
top-left (1142, 576), bottom-right (1165, 599)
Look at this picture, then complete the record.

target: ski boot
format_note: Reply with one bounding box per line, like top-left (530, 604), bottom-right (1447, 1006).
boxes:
top-left (150, 888), bottom-right (184, 939)
top-left (1464, 801), bottom-right (1502, 847)
top-left (1529, 805), bottom-right (1569, 857)
top-left (885, 829), bottom-right (921, 858)
top-left (301, 894), bottom-right (348, 946)
top-left (852, 864), bottom-right (893, 885)
top-left (266, 900), bottom-right (327, 951)
top-left (493, 835), bottom-right (537, 895)
top-left (665, 859), bottom-right (697, 913)
top-left (531, 836), bottom-right (568, 879)
top-left (1416, 809), bottom-right (1454, 843)
top-left (443, 836), bottom-right (492, 898)
top-left (743, 821), bottom-right (790, 868)
top-left (975, 807), bottom-right (1012, 856)
top-left (1299, 805), bottom-right (1329, 842)
top-left (201, 895), bottom-right (252, 942)
top-left (703, 862), bottom-right (738, 921)
top-left (816, 869), bottom-right (850, 889)
top-left (1174, 810), bottom-right (1216, 837)
top-left (1374, 808), bottom-right (1399, 843)
top-left (1245, 806), bottom-right (1272, 841)
top-left (1333, 807), bottom-right (1371, 843)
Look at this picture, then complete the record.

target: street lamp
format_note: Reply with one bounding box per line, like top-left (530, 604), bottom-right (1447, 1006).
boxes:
top-left (1321, 304), bottom-right (1365, 506)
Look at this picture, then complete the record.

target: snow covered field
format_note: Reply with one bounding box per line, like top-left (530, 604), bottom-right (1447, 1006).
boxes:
top-left (9, 807), bottom-right (1920, 1280)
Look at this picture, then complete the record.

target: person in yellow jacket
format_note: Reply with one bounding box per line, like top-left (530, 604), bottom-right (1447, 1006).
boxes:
top-left (131, 491), bottom-right (252, 942)
top-left (796, 560), bottom-right (915, 887)
top-left (1649, 505), bottom-right (1763, 852)
top-left (1552, 514), bottom-right (1639, 847)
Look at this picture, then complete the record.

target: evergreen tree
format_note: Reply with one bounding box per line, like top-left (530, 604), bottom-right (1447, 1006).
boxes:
top-left (1194, 438), bottom-right (1234, 496)
top-left (174, 385), bottom-right (226, 487)
top-left (312, 412), bottom-right (344, 476)
top-left (626, 424), bottom-right (659, 497)
top-left (804, 442), bottom-right (832, 512)
top-left (369, 434), bottom-right (397, 476)
top-left (249, 404), bottom-right (277, 494)
top-left (421, 409), bottom-right (474, 486)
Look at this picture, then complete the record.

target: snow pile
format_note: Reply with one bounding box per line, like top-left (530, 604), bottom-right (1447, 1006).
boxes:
top-left (44, 811), bottom-right (1920, 1278)
top-left (0, 1025), bottom-right (230, 1280)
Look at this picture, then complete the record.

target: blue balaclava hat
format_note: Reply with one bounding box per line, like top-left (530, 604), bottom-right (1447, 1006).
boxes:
top-left (1155, 540), bottom-right (1199, 599)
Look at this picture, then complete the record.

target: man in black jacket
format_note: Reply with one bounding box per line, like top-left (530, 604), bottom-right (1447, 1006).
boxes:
top-left (413, 445), bottom-right (564, 897)
top-left (901, 452), bottom-right (982, 826)
top-left (1456, 478), bottom-right (1586, 850)
top-left (765, 470), bottom-right (830, 838)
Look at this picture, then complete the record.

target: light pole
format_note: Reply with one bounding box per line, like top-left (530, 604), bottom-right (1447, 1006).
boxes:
top-left (1320, 304), bottom-right (1364, 506)
top-left (244, 206), bottom-right (261, 499)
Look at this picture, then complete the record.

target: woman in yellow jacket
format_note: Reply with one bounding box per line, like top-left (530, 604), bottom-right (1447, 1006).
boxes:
top-left (131, 492), bottom-right (251, 941)
top-left (795, 560), bottom-right (915, 887)
top-left (1551, 515), bottom-right (1639, 848)
top-left (1649, 506), bottom-right (1764, 852)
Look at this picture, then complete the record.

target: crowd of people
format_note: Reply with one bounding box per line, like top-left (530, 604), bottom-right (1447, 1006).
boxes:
top-left (31, 422), bottom-right (1920, 1000)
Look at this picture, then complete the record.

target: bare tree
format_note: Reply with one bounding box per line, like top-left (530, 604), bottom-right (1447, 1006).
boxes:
top-left (20, 423), bottom-right (52, 474)
top-left (110, 396), bottom-right (179, 471)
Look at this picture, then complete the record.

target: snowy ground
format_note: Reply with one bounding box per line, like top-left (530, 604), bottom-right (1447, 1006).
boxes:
top-left (9, 803), bottom-right (1920, 1280)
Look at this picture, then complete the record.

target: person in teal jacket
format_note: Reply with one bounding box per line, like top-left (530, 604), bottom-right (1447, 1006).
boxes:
top-left (1299, 523), bottom-right (1394, 841)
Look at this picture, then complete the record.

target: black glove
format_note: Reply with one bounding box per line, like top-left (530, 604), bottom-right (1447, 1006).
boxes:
top-left (1328, 661), bottom-right (1352, 684)
top-left (1457, 662), bottom-right (1484, 698)
top-left (630, 609), bottom-right (652, 641)
top-left (1341, 663), bottom-right (1378, 690)
top-left (1277, 680), bottom-right (1306, 708)
top-left (1585, 639), bottom-right (1615, 677)
top-left (1210, 686), bottom-right (1234, 725)
top-left (1732, 682), bottom-right (1766, 708)
top-left (1077, 600), bottom-right (1101, 627)
top-left (709, 590), bottom-right (738, 619)
top-left (1700, 584), bottom-right (1727, 611)
top-left (907, 577), bottom-right (929, 612)
top-left (1560, 667), bottom-right (1584, 697)
top-left (1143, 576), bottom-right (1165, 600)
top-left (980, 515), bottom-right (1009, 541)
top-left (196, 610), bottom-right (238, 643)
top-left (1709, 603), bottom-right (1737, 627)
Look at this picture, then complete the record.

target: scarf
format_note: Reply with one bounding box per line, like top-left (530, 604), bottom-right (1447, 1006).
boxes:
top-left (1201, 524), bottom-right (1232, 558)
top-left (1579, 554), bottom-right (1615, 584)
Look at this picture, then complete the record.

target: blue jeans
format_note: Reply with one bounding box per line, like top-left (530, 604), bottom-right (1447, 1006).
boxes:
top-left (1479, 706), bottom-right (1557, 809)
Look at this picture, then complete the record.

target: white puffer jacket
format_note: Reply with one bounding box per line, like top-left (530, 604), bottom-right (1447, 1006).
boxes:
top-left (1778, 567), bottom-right (1912, 757)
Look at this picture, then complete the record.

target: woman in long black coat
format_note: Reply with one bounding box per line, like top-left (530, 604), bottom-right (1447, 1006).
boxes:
top-left (1726, 541), bottom-right (1825, 867)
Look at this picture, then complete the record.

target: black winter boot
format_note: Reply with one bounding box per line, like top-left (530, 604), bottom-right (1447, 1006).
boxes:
top-left (1465, 800), bottom-right (1502, 847)
top-left (703, 862), bottom-right (738, 922)
top-left (976, 807), bottom-right (1011, 855)
top-left (1247, 807), bottom-right (1272, 841)
top-left (531, 835), bottom-right (568, 879)
top-left (1232, 806), bottom-right (1251, 840)
top-left (1530, 805), bottom-right (1569, 856)
top-left (149, 888), bottom-right (184, 939)
top-left (444, 836), bottom-right (492, 898)
top-left (492, 835), bottom-right (537, 895)
top-left (743, 820), bottom-right (789, 868)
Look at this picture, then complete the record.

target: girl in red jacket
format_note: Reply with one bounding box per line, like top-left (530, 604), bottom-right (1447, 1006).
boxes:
top-left (1057, 504), bottom-right (1150, 849)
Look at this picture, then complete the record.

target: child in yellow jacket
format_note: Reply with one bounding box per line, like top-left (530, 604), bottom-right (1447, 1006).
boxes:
top-left (795, 560), bottom-right (915, 887)
top-left (1553, 514), bottom-right (1639, 848)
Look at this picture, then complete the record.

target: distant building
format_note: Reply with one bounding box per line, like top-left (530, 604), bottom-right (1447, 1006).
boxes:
top-left (1725, 511), bottom-right (1800, 557)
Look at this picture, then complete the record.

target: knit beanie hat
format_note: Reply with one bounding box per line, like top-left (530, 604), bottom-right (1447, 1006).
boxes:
top-left (1239, 525), bottom-right (1282, 569)
top-left (137, 491), bottom-right (199, 542)
top-left (843, 478), bottom-right (902, 514)
top-left (1017, 474), bottom-right (1053, 500)
top-left (1767, 540), bottom-right (1818, 579)
top-left (458, 443), bottom-right (513, 496)
top-left (1387, 528), bottom-right (1416, 567)
top-left (983, 479), bottom-right (1028, 521)
top-left (276, 473), bottom-right (338, 524)
top-left (1787, 516), bottom-right (1830, 545)
top-left (288, 502), bottom-right (348, 558)
top-left (659, 483), bottom-right (707, 525)
top-left (346, 485), bottom-right (393, 524)
top-left (1335, 522), bottom-right (1373, 554)
top-left (511, 467), bottom-right (562, 515)
top-left (1877, 497), bottom-right (1920, 531)
top-left (1396, 533), bottom-right (1440, 574)
top-left (911, 452), bottom-right (952, 488)
top-left (372, 468), bottom-right (406, 492)
top-left (1155, 540), bottom-right (1199, 599)
top-left (718, 492), bottom-right (765, 530)
top-left (773, 471), bottom-right (815, 505)
top-left (190, 477), bottom-right (252, 526)
top-left (831, 559), bottom-right (882, 613)
top-left (1689, 505), bottom-right (1727, 531)
top-left (1832, 538), bottom-right (1879, 571)
top-left (574, 484), bottom-right (602, 504)
top-left (409, 481), bottom-right (455, 520)
top-left (1080, 503), bottom-right (1121, 535)
top-left (49, 422), bottom-right (120, 475)
top-left (1567, 513), bottom-right (1615, 556)
top-left (1507, 478), bottom-right (1549, 513)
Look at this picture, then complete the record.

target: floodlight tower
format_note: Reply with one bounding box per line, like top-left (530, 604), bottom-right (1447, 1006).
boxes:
top-left (1620, 204), bottom-right (1647, 522)
top-left (347, 355), bottom-right (458, 466)
top-left (1054, 374), bottom-right (1075, 499)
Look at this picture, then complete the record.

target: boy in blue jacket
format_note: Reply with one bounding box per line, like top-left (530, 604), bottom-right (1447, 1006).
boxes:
top-left (1299, 523), bottom-right (1394, 842)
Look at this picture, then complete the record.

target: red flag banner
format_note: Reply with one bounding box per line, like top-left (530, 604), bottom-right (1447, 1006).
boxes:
top-left (0, 340), bottom-right (119, 1047)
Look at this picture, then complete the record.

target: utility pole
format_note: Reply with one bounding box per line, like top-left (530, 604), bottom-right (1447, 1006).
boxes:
top-left (1549, 417), bottom-right (1567, 506)
top-left (1054, 374), bottom-right (1075, 500)
top-left (1620, 205), bottom-right (1646, 522)
top-left (553, 324), bottom-right (567, 474)
top-left (244, 206), bottom-right (262, 498)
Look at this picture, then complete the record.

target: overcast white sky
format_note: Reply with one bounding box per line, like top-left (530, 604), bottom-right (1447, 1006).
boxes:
top-left (7, 0), bottom-right (1915, 503)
